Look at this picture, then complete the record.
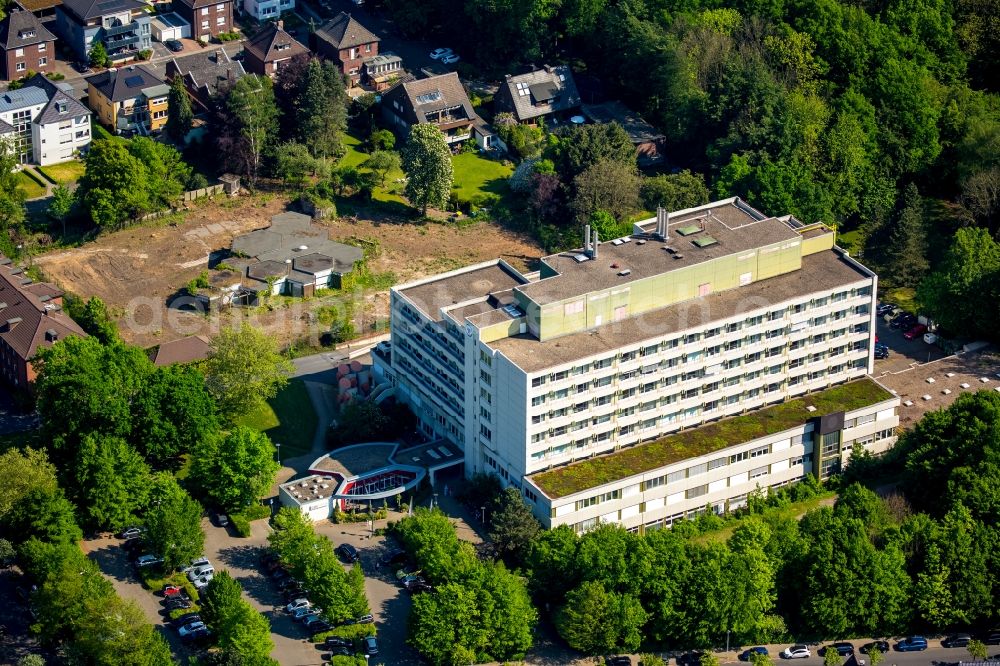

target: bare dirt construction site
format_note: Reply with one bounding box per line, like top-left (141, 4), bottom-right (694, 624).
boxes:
top-left (35, 194), bottom-right (542, 349)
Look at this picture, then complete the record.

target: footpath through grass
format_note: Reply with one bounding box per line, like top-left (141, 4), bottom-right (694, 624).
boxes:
top-left (235, 378), bottom-right (317, 461)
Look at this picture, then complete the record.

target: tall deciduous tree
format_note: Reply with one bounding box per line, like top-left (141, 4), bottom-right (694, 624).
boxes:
top-left (192, 426), bottom-right (280, 513)
top-left (0, 447), bottom-right (57, 520)
top-left (200, 571), bottom-right (244, 630)
top-left (363, 150), bottom-right (402, 187)
top-left (204, 326), bottom-right (293, 418)
top-left (0, 140), bottom-right (27, 245)
top-left (556, 122), bottom-right (637, 179)
top-left (143, 474), bottom-right (205, 570)
top-left (220, 75), bottom-right (279, 188)
top-left (917, 227), bottom-right (1000, 338)
top-left (556, 580), bottom-right (646, 654)
top-left (572, 160), bottom-right (641, 223)
top-left (74, 434), bottom-right (151, 530)
top-left (47, 184), bottom-right (75, 237)
top-left (402, 124), bottom-right (454, 215)
top-left (165, 75), bottom-right (193, 143)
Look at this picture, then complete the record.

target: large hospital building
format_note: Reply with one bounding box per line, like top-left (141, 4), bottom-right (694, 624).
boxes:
top-left (372, 198), bottom-right (900, 532)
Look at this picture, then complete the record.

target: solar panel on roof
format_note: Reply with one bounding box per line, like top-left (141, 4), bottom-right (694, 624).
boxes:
top-left (415, 90), bottom-right (442, 104)
top-left (124, 75), bottom-right (145, 87)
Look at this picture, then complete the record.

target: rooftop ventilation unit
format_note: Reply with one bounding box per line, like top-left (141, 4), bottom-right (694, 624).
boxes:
top-left (692, 236), bottom-right (718, 248)
top-left (654, 206), bottom-right (669, 240)
top-left (617, 269), bottom-right (631, 277)
top-left (676, 224), bottom-right (702, 236)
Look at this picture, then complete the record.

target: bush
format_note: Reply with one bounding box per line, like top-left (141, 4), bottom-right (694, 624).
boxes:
top-left (229, 512), bottom-right (251, 537)
top-left (216, 31), bottom-right (240, 41)
top-left (187, 172), bottom-right (210, 190)
top-left (136, 49), bottom-right (153, 61)
top-left (310, 622), bottom-right (376, 643)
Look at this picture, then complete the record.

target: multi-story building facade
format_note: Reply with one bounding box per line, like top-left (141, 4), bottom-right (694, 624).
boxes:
top-left (86, 64), bottom-right (169, 135)
top-left (375, 198), bottom-right (901, 532)
top-left (54, 0), bottom-right (151, 61)
top-left (0, 10), bottom-right (56, 81)
top-left (0, 73), bottom-right (91, 165)
top-left (242, 0), bottom-right (293, 22)
top-left (172, 0), bottom-right (233, 42)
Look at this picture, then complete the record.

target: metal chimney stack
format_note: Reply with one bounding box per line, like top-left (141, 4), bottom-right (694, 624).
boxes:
top-left (591, 228), bottom-right (599, 259)
top-left (655, 206), bottom-right (670, 240)
top-left (584, 224), bottom-right (592, 257)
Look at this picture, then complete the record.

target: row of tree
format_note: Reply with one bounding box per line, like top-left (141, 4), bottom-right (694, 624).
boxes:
top-left (0, 447), bottom-right (173, 665)
top-left (392, 509), bottom-right (537, 665)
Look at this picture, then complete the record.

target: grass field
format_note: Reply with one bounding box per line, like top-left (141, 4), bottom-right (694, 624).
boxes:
top-left (450, 152), bottom-right (513, 203)
top-left (15, 171), bottom-right (46, 199)
top-left (884, 286), bottom-right (917, 313)
top-left (38, 160), bottom-right (86, 185)
top-left (235, 378), bottom-right (317, 460)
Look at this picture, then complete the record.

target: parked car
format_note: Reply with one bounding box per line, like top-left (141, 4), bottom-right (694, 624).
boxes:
top-left (178, 621), bottom-right (207, 638)
top-left (286, 598), bottom-right (311, 613)
top-left (302, 615), bottom-right (326, 629)
top-left (192, 575), bottom-right (212, 590)
top-left (335, 543), bottom-right (359, 563)
top-left (429, 47), bottom-right (453, 59)
top-left (164, 39), bottom-right (183, 52)
top-left (325, 646), bottom-right (351, 657)
top-left (309, 620), bottom-right (333, 635)
top-left (183, 557), bottom-right (211, 573)
top-left (891, 313), bottom-right (918, 329)
top-left (343, 613), bottom-right (374, 626)
top-left (874, 344), bottom-right (890, 359)
top-left (780, 645), bottom-right (811, 659)
top-left (903, 324), bottom-right (927, 340)
top-left (943, 633), bottom-right (972, 648)
top-left (276, 577), bottom-right (301, 591)
top-left (675, 652), bottom-right (706, 666)
top-left (122, 537), bottom-right (144, 555)
top-left (404, 579), bottom-right (434, 594)
top-left (822, 642), bottom-right (854, 657)
top-left (293, 607), bottom-right (321, 622)
top-left (210, 510), bottom-right (229, 527)
top-left (861, 640), bottom-right (890, 654)
top-left (739, 647), bottom-right (769, 661)
top-left (163, 585), bottom-right (188, 598)
top-left (895, 636), bottom-right (928, 652)
top-left (606, 657), bottom-right (631, 666)
top-left (441, 53), bottom-right (461, 64)
top-left (363, 635), bottom-right (379, 656)
top-left (165, 597), bottom-right (192, 610)
top-left (72, 61), bottom-right (92, 73)
top-left (180, 626), bottom-right (210, 642)
top-left (187, 565), bottom-right (214, 581)
top-left (984, 629), bottom-right (1000, 645)
top-left (876, 303), bottom-right (897, 316)
top-left (923, 332), bottom-right (938, 345)
top-left (135, 554), bottom-right (164, 568)
top-left (172, 613), bottom-right (201, 627)
top-left (323, 637), bottom-right (352, 649)
top-left (380, 548), bottom-right (407, 566)
top-left (119, 526), bottom-right (143, 539)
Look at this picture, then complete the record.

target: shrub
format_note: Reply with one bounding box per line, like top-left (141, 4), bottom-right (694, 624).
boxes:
top-left (216, 31), bottom-right (241, 41)
top-left (229, 512), bottom-right (252, 537)
top-left (310, 622), bottom-right (376, 643)
top-left (136, 49), bottom-right (153, 61)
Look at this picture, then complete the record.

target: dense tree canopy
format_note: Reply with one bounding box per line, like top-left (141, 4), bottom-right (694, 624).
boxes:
top-left (402, 124), bottom-right (454, 215)
top-left (204, 326), bottom-right (293, 419)
top-left (191, 426), bottom-right (280, 513)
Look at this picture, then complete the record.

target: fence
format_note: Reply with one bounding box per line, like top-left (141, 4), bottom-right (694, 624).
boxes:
top-left (183, 184), bottom-right (224, 201)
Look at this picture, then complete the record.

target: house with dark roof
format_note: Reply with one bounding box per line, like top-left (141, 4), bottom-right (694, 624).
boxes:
top-left (150, 335), bottom-right (210, 366)
top-left (496, 65), bottom-right (580, 124)
top-left (165, 48), bottom-right (245, 108)
top-left (0, 255), bottom-right (87, 389)
top-left (381, 72), bottom-right (477, 145)
top-left (0, 73), bottom-right (90, 165)
top-left (312, 12), bottom-right (378, 84)
top-left (243, 20), bottom-right (308, 78)
top-left (86, 64), bottom-right (169, 135)
top-left (53, 0), bottom-right (151, 61)
top-left (13, 0), bottom-right (63, 24)
top-left (582, 101), bottom-right (666, 165)
top-left (172, 0), bottom-right (233, 42)
top-left (0, 9), bottom-right (56, 80)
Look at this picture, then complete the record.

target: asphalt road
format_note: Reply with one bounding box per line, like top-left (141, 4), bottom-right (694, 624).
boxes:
top-left (704, 642), bottom-right (999, 666)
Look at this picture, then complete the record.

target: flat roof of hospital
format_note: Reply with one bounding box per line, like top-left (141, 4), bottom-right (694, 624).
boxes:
top-left (398, 262), bottom-right (527, 321)
top-left (486, 248), bottom-right (872, 373)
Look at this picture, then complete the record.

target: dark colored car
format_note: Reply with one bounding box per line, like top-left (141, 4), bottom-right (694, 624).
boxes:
top-left (336, 543), bottom-right (359, 563)
top-left (379, 548), bottom-right (407, 566)
top-left (874, 344), bottom-right (890, 359)
top-left (895, 636), bottom-right (928, 652)
top-left (891, 313), bottom-right (917, 329)
top-left (984, 629), bottom-right (1000, 645)
top-left (943, 633), bottom-right (972, 648)
top-left (675, 653), bottom-right (706, 666)
top-left (323, 637), bottom-right (352, 649)
top-left (276, 577), bottom-right (301, 591)
top-left (172, 613), bottom-right (201, 627)
top-left (72, 61), bottom-right (92, 73)
top-left (122, 538), bottom-right (144, 555)
top-left (606, 657), bottom-right (631, 666)
top-left (309, 620), bottom-right (333, 635)
top-left (164, 39), bottom-right (183, 52)
top-left (876, 303), bottom-right (897, 316)
top-left (822, 642), bottom-right (854, 657)
top-left (210, 510), bottom-right (229, 527)
top-left (739, 647), bottom-right (769, 661)
top-left (861, 640), bottom-right (890, 654)
top-left (363, 635), bottom-right (378, 656)
top-left (165, 597), bottom-right (192, 610)
top-left (325, 646), bottom-right (351, 657)
top-left (404, 580), bottom-right (434, 594)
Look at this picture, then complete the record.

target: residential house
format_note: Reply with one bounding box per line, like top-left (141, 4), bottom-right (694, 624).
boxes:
top-left (243, 20), bottom-right (307, 78)
top-left (172, 0), bottom-right (233, 42)
top-left (0, 73), bottom-right (90, 165)
top-left (381, 72), bottom-right (476, 145)
top-left (496, 65), bottom-right (580, 124)
top-left (312, 12), bottom-right (378, 84)
top-left (53, 0), bottom-right (151, 61)
top-left (150, 335), bottom-right (210, 366)
top-left (13, 0), bottom-right (63, 25)
top-left (0, 255), bottom-right (87, 389)
top-left (361, 52), bottom-right (401, 92)
top-left (165, 48), bottom-right (245, 108)
top-left (242, 0), bottom-right (292, 22)
top-left (0, 10), bottom-right (56, 80)
top-left (86, 64), bottom-right (169, 135)
top-left (582, 101), bottom-right (665, 166)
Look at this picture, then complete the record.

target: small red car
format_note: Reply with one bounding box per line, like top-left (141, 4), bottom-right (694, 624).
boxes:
top-left (163, 585), bottom-right (185, 597)
top-left (903, 324), bottom-right (927, 340)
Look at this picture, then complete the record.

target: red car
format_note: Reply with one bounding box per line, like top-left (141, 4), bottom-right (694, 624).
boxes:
top-left (903, 324), bottom-right (927, 340)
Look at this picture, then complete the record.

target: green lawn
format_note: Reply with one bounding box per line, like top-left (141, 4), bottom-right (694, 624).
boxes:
top-left (235, 378), bottom-right (317, 461)
top-left (692, 491), bottom-right (838, 544)
top-left (341, 133), bottom-right (370, 169)
top-left (15, 171), bottom-right (46, 199)
top-left (38, 160), bottom-right (86, 185)
top-left (884, 286), bottom-right (917, 313)
top-left (450, 152), bottom-right (513, 203)
top-left (530, 377), bottom-right (894, 499)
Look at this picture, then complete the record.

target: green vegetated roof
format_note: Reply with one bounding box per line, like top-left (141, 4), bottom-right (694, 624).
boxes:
top-left (529, 377), bottom-right (894, 499)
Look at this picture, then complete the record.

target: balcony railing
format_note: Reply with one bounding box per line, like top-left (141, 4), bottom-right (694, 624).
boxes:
top-left (104, 20), bottom-right (139, 37)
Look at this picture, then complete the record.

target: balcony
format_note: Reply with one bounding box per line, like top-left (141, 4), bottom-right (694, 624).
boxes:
top-left (104, 20), bottom-right (139, 37)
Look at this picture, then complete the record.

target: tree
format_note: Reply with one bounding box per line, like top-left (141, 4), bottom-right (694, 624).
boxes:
top-left (220, 75), bottom-right (279, 188)
top-left (192, 426), bottom-right (280, 513)
top-left (402, 124), bottom-right (454, 215)
top-left (200, 571), bottom-right (244, 630)
top-left (572, 159), bottom-right (641, 222)
top-left (884, 183), bottom-right (929, 288)
top-left (555, 580), bottom-right (646, 654)
top-left (369, 128), bottom-right (396, 151)
top-left (363, 150), bottom-right (402, 187)
top-left (293, 59), bottom-right (347, 159)
top-left (69, 593), bottom-right (174, 666)
top-left (823, 646), bottom-right (842, 666)
top-left (488, 486), bottom-right (541, 564)
top-left (275, 141), bottom-right (319, 188)
top-left (143, 474), bottom-right (205, 570)
top-left (62, 294), bottom-right (118, 343)
top-left (640, 171), bottom-right (710, 212)
top-left (866, 647), bottom-right (884, 666)
top-left (74, 434), bottom-right (151, 530)
top-left (556, 122), bottom-right (637, 178)
top-left (0, 139), bottom-right (28, 237)
top-left (88, 41), bottom-right (108, 68)
top-left (217, 601), bottom-right (276, 665)
top-left (130, 364), bottom-right (219, 470)
top-left (3, 487), bottom-right (82, 546)
top-left (968, 640), bottom-right (988, 660)
top-left (0, 447), bottom-right (57, 520)
top-left (203, 326), bottom-right (293, 418)
top-left (165, 75), bottom-right (193, 143)
top-left (47, 185), bottom-right (75, 237)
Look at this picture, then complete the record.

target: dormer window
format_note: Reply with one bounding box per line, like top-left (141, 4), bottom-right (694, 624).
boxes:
top-left (276, 43), bottom-right (290, 51)
top-left (57, 101), bottom-right (68, 113)
top-left (19, 29), bottom-right (36, 38)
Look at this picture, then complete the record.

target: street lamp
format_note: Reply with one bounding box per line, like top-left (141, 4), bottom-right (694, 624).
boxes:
top-left (432, 493), bottom-right (439, 510)
top-left (480, 506), bottom-right (486, 524)
top-left (274, 442), bottom-right (281, 464)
